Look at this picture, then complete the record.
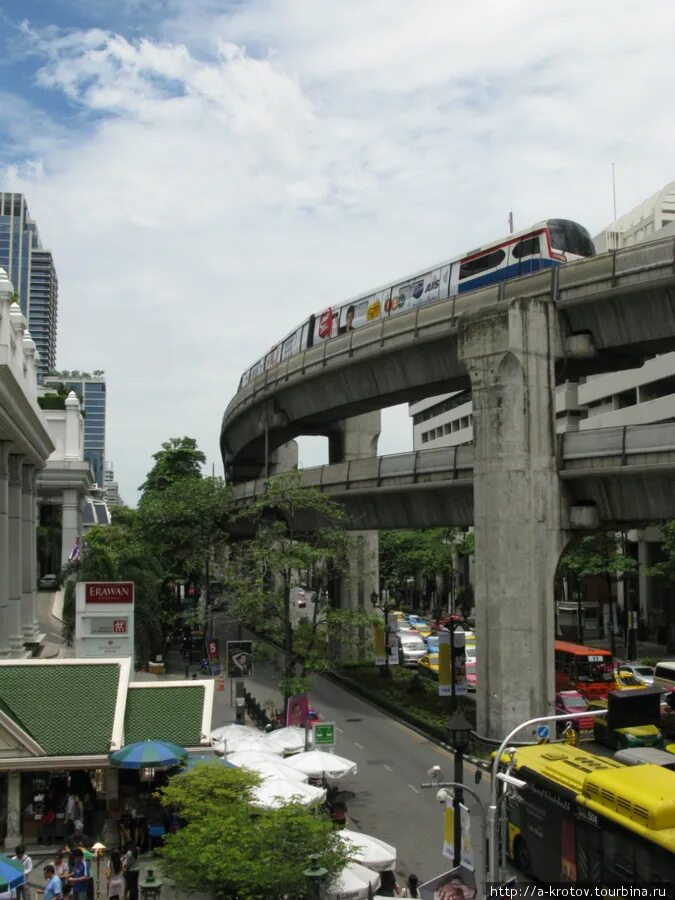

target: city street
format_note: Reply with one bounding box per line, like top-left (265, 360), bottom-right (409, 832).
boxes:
top-left (210, 611), bottom-right (492, 886)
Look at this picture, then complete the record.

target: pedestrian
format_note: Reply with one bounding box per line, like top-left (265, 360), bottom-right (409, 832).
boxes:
top-left (378, 870), bottom-right (402, 896)
top-left (40, 866), bottom-right (62, 900)
top-left (64, 793), bottom-right (77, 835)
top-left (66, 821), bottom-right (92, 850)
top-left (12, 845), bottom-right (32, 900)
top-left (122, 845), bottom-right (139, 900)
top-left (401, 873), bottom-right (420, 897)
top-left (104, 852), bottom-right (125, 900)
top-left (52, 854), bottom-right (69, 884)
top-left (67, 851), bottom-right (88, 900)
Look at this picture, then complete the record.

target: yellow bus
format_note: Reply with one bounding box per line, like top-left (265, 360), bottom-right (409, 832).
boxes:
top-left (503, 743), bottom-right (675, 889)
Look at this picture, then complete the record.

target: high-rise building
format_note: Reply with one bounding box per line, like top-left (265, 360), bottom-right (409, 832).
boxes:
top-left (44, 374), bottom-right (106, 487)
top-left (104, 461), bottom-right (124, 507)
top-left (0, 192), bottom-right (58, 380)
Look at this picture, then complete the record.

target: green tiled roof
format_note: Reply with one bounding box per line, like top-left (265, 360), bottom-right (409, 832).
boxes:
top-left (0, 696), bottom-right (34, 738)
top-left (0, 664), bottom-right (121, 755)
top-left (124, 686), bottom-right (204, 747)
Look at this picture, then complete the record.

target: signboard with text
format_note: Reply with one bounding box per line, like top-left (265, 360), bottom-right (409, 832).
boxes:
top-left (206, 638), bottom-right (221, 676)
top-left (226, 640), bottom-right (253, 678)
top-left (313, 722), bottom-right (335, 746)
top-left (75, 581), bottom-right (135, 659)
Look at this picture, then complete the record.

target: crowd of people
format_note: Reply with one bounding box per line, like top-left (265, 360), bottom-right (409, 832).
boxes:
top-left (1, 842), bottom-right (140, 900)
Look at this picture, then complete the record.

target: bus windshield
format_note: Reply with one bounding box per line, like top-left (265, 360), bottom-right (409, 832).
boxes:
top-left (548, 219), bottom-right (595, 258)
top-left (574, 660), bottom-right (614, 682)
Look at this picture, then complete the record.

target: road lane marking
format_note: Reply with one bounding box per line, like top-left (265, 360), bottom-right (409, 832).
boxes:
top-left (354, 741), bottom-right (364, 750)
top-left (408, 784), bottom-right (420, 793)
top-left (383, 763), bottom-right (393, 772)
top-left (336, 726), bottom-right (344, 734)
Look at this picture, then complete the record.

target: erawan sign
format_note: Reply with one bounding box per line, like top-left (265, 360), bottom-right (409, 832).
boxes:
top-left (75, 581), bottom-right (135, 659)
top-left (85, 582), bottom-right (134, 604)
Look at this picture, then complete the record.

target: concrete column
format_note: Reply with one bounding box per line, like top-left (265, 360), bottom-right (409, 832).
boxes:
top-left (22, 464), bottom-right (40, 641)
top-left (458, 297), bottom-right (566, 741)
top-left (637, 538), bottom-right (651, 624)
top-left (329, 412), bottom-right (382, 661)
top-left (268, 440), bottom-right (298, 476)
top-left (4, 770), bottom-right (22, 848)
top-left (7, 454), bottom-right (26, 656)
top-left (64, 391), bottom-right (81, 461)
top-left (0, 443), bottom-right (10, 657)
top-left (61, 488), bottom-right (80, 567)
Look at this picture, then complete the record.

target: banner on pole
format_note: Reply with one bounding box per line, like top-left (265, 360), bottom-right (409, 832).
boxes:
top-left (374, 622), bottom-right (386, 666)
top-left (453, 630), bottom-right (467, 696)
top-left (438, 632), bottom-right (451, 696)
top-left (460, 802), bottom-right (474, 871)
top-left (442, 802), bottom-right (454, 860)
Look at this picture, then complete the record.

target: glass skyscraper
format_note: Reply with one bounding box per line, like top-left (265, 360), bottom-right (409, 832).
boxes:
top-left (0, 192), bottom-right (58, 380)
top-left (45, 375), bottom-right (107, 487)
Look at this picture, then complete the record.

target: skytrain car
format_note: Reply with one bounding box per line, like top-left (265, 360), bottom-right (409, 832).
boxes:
top-left (239, 218), bottom-right (594, 388)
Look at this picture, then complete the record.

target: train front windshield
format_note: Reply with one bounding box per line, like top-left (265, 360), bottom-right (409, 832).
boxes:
top-left (547, 219), bottom-right (595, 258)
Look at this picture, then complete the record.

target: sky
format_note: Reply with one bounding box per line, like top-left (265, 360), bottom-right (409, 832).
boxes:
top-left (1, 0), bottom-right (674, 504)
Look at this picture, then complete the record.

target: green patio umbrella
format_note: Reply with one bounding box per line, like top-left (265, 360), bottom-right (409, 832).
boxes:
top-left (109, 739), bottom-right (188, 769)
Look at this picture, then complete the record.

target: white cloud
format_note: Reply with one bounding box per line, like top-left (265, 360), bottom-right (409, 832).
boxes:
top-left (2, 1), bottom-right (675, 501)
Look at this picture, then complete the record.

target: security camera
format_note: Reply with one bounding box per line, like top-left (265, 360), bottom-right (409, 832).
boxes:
top-left (436, 788), bottom-right (450, 804)
top-left (427, 764), bottom-right (442, 779)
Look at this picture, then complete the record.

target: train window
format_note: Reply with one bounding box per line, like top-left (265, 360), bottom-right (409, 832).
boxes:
top-left (512, 237), bottom-right (540, 259)
top-left (459, 249), bottom-right (505, 279)
top-left (547, 219), bottom-right (595, 257)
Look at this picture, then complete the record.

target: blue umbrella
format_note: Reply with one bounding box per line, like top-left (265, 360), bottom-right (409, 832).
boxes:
top-left (0, 855), bottom-right (26, 891)
top-left (182, 755), bottom-right (237, 771)
top-left (110, 739), bottom-right (188, 769)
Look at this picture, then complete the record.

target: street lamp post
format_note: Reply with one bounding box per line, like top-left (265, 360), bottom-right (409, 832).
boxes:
top-left (303, 854), bottom-right (328, 900)
top-left (371, 588), bottom-right (396, 678)
top-left (91, 842), bottom-right (105, 900)
top-left (420, 778), bottom-right (487, 898)
top-left (447, 709), bottom-right (472, 867)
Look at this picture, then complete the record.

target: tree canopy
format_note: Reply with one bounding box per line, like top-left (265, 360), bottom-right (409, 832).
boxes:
top-left (157, 765), bottom-right (350, 900)
top-left (139, 436), bottom-right (206, 495)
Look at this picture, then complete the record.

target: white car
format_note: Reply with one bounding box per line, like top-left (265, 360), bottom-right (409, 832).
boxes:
top-left (397, 632), bottom-right (427, 667)
top-left (619, 663), bottom-right (655, 685)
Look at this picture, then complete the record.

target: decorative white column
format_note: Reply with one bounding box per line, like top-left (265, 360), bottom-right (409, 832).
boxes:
top-left (4, 771), bottom-right (22, 848)
top-left (0, 442), bottom-right (10, 657)
top-left (22, 464), bottom-right (40, 641)
top-left (8, 454), bottom-right (26, 656)
top-left (65, 391), bottom-right (81, 460)
top-left (61, 487), bottom-right (80, 567)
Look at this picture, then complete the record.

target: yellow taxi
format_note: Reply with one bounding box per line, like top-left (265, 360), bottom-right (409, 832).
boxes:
top-left (417, 652), bottom-right (439, 678)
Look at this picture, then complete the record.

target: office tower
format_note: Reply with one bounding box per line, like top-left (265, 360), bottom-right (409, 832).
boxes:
top-left (0, 192), bottom-right (58, 380)
top-left (104, 461), bottom-right (124, 507)
top-left (45, 374), bottom-right (106, 487)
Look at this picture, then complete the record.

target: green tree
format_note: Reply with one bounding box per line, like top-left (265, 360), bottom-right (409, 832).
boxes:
top-left (559, 533), bottom-right (637, 653)
top-left (228, 471), bottom-right (373, 698)
top-left (646, 520), bottom-right (675, 651)
top-left (156, 765), bottom-right (350, 900)
top-left (139, 436), bottom-right (206, 495)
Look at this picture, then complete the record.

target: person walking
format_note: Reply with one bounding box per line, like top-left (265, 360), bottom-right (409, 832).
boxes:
top-left (52, 854), bottom-right (69, 884)
top-left (104, 852), bottom-right (125, 900)
top-left (40, 866), bottom-right (62, 900)
top-left (12, 846), bottom-right (33, 900)
top-left (67, 850), bottom-right (88, 900)
top-left (121, 846), bottom-right (139, 900)
top-left (378, 870), bottom-right (402, 896)
top-left (401, 873), bottom-right (420, 897)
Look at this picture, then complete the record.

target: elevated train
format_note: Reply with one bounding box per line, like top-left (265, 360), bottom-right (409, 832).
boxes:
top-left (239, 218), bottom-right (595, 388)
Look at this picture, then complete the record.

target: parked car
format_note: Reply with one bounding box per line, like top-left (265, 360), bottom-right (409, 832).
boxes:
top-left (397, 632), bottom-right (427, 667)
top-left (417, 652), bottom-right (440, 678)
top-left (38, 574), bottom-right (58, 590)
top-left (554, 690), bottom-right (594, 737)
top-left (660, 690), bottom-right (675, 738)
top-left (619, 663), bottom-right (655, 685)
top-left (653, 660), bottom-right (675, 692)
top-left (407, 618), bottom-right (432, 639)
top-left (614, 747), bottom-right (675, 770)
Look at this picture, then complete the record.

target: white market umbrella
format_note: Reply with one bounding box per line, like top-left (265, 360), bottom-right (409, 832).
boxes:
top-left (284, 749), bottom-right (357, 780)
top-left (227, 752), bottom-right (308, 783)
top-left (210, 723), bottom-right (259, 743)
top-left (223, 733), bottom-right (284, 755)
top-left (249, 777), bottom-right (326, 810)
top-left (326, 863), bottom-right (381, 900)
top-left (338, 830), bottom-right (397, 872)
top-left (264, 725), bottom-right (313, 754)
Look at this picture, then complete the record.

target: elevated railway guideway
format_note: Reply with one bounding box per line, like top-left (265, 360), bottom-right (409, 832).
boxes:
top-left (221, 236), bottom-right (675, 484)
top-left (221, 237), bottom-right (675, 741)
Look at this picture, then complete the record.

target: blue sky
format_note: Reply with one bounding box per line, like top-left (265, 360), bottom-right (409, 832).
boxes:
top-left (1, 1), bottom-right (674, 502)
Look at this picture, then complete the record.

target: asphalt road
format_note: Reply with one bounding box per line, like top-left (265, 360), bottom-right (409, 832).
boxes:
top-left (210, 611), bottom-right (494, 886)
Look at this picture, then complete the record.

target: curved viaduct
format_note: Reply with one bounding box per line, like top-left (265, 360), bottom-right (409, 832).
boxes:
top-left (221, 237), bottom-right (675, 741)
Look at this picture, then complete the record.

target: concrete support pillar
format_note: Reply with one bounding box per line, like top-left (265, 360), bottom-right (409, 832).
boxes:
top-left (0, 443), bottom-right (10, 657)
top-left (268, 440), bottom-right (298, 476)
top-left (4, 770), bottom-right (22, 848)
top-left (637, 538), bottom-right (651, 623)
top-left (329, 412), bottom-right (382, 662)
top-left (7, 454), bottom-right (25, 656)
top-left (22, 465), bottom-right (40, 641)
top-left (459, 298), bottom-right (567, 740)
top-left (61, 488), bottom-right (80, 567)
